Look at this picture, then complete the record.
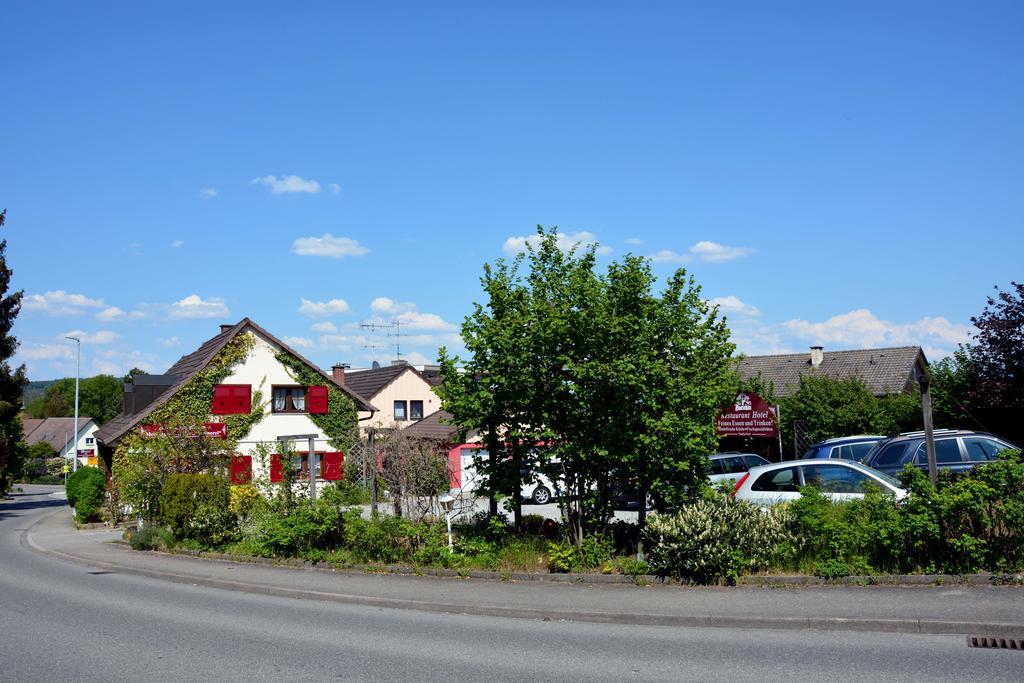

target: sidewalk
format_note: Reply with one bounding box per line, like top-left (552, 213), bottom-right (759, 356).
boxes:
top-left (26, 507), bottom-right (1024, 637)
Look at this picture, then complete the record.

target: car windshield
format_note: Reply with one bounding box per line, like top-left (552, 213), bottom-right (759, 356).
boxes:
top-left (847, 462), bottom-right (902, 489)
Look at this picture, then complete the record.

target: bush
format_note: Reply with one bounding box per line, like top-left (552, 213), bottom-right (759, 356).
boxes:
top-left (66, 467), bottom-right (107, 523)
top-left (159, 473), bottom-right (230, 540)
top-left (343, 511), bottom-right (435, 564)
top-left (547, 535), bottom-right (613, 573)
top-left (229, 484), bottom-right (265, 521)
top-left (644, 496), bottom-right (796, 584)
top-left (320, 480), bottom-right (371, 506)
top-left (249, 501), bottom-right (344, 557)
top-left (128, 525), bottom-right (175, 551)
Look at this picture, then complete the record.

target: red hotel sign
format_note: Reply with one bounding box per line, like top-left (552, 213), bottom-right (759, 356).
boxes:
top-left (716, 392), bottom-right (778, 438)
top-left (139, 423), bottom-right (227, 439)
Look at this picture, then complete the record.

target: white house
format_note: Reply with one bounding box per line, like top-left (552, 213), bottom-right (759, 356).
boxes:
top-left (339, 362), bottom-right (442, 436)
top-left (23, 417), bottom-right (100, 467)
top-left (95, 318), bottom-right (377, 486)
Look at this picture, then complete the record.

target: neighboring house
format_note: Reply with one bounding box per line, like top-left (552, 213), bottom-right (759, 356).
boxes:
top-left (340, 362), bottom-right (442, 435)
top-left (402, 409), bottom-right (482, 491)
top-left (23, 416), bottom-right (100, 467)
top-left (95, 318), bottom-right (377, 485)
top-left (735, 346), bottom-right (928, 398)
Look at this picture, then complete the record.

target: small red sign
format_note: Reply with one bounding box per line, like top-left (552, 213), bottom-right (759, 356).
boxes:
top-left (77, 449), bottom-right (94, 457)
top-left (139, 423), bottom-right (228, 439)
top-left (716, 392), bottom-right (778, 438)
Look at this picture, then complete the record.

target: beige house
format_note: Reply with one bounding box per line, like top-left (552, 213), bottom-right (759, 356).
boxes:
top-left (338, 362), bottom-right (441, 435)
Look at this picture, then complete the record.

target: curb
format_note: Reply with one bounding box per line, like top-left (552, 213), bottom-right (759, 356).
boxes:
top-left (21, 510), bottom-right (1024, 637)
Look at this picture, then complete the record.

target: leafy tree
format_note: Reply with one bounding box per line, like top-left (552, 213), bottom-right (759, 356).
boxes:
top-left (24, 374), bottom-right (124, 425)
top-left (0, 209), bottom-right (28, 494)
top-left (440, 227), bottom-right (736, 545)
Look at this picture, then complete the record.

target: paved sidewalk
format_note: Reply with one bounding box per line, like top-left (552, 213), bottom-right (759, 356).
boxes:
top-left (25, 507), bottom-right (1024, 637)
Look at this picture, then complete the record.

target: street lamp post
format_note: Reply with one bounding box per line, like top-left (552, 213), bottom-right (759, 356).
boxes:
top-left (65, 336), bottom-right (80, 472)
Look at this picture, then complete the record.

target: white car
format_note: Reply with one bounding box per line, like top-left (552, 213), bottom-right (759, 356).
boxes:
top-left (706, 453), bottom-right (770, 486)
top-left (732, 460), bottom-right (906, 506)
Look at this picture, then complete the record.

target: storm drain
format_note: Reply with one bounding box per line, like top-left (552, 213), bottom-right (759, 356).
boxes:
top-left (968, 635), bottom-right (1024, 650)
top-left (87, 570), bottom-right (113, 575)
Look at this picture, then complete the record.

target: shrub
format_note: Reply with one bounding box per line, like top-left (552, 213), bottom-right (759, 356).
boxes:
top-left (320, 480), bottom-right (371, 506)
top-left (249, 501), bottom-right (344, 557)
top-left (547, 535), bottom-right (613, 573)
top-left (66, 467), bottom-right (107, 523)
top-left (229, 484), bottom-right (265, 521)
top-left (159, 473), bottom-right (230, 539)
top-left (343, 511), bottom-right (434, 564)
top-left (128, 525), bottom-right (175, 551)
top-left (644, 496), bottom-right (796, 584)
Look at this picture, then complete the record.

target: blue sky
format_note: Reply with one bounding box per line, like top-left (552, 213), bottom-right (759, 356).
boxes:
top-left (4, 1), bottom-right (1022, 380)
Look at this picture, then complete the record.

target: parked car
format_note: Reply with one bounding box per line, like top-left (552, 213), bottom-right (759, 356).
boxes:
top-left (860, 429), bottom-right (1018, 477)
top-left (800, 435), bottom-right (886, 461)
top-left (732, 460), bottom-right (906, 506)
top-left (706, 453), bottom-right (770, 485)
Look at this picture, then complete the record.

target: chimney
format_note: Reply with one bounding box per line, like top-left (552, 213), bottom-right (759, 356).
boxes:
top-left (332, 363), bottom-right (350, 386)
top-left (810, 346), bottom-right (824, 368)
top-left (220, 324), bottom-right (234, 333)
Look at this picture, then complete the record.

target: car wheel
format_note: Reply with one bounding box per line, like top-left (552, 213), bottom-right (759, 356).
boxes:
top-left (532, 486), bottom-right (552, 505)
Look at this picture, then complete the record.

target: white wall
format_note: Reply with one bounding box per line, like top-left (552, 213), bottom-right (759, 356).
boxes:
top-left (59, 421), bottom-right (100, 468)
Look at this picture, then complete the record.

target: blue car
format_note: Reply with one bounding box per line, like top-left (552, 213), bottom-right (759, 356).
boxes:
top-left (801, 435), bottom-right (886, 462)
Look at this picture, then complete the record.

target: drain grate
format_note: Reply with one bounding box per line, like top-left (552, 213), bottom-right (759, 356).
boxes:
top-left (968, 635), bottom-right (1024, 650)
top-left (87, 570), bottom-right (113, 576)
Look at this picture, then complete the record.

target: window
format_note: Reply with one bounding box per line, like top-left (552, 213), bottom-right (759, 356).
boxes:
top-left (290, 454), bottom-right (319, 479)
top-left (846, 443), bottom-right (876, 462)
top-left (801, 465), bottom-right (871, 494)
top-left (914, 439), bottom-right (963, 465)
top-left (718, 456), bottom-right (748, 475)
top-left (744, 455), bottom-right (770, 469)
top-left (963, 437), bottom-right (1010, 462)
top-left (85, 437), bottom-right (95, 445)
top-left (394, 400), bottom-right (407, 420)
top-left (272, 386), bottom-right (308, 413)
top-left (873, 442), bottom-right (911, 468)
top-left (212, 384), bottom-right (252, 415)
top-left (751, 467), bottom-right (800, 492)
top-left (410, 400), bottom-right (424, 420)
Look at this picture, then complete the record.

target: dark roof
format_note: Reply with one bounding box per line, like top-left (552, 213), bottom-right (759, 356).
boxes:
top-left (25, 417), bottom-right (92, 451)
top-left (95, 318), bottom-right (377, 446)
top-left (402, 409), bottom-right (475, 442)
top-left (735, 346), bottom-right (926, 398)
top-left (22, 418), bottom-right (44, 439)
top-left (344, 364), bottom-right (429, 400)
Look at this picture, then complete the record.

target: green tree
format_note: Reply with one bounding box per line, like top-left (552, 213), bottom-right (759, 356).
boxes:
top-left (0, 210), bottom-right (28, 494)
top-left (24, 374), bottom-right (123, 425)
top-left (440, 227), bottom-right (736, 545)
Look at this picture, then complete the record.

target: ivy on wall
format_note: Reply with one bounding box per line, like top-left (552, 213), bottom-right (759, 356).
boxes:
top-left (111, 333), bottom-right (266, 519)
top-left (275, 351), bottom-right (360, 452)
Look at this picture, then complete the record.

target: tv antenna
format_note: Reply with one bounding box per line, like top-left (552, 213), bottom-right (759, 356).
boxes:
top-left (359, 318), bottom-right (404, 362)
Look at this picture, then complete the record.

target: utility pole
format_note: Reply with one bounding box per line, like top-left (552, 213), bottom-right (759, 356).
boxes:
top-left (916, 359), bottom-right (938, 485)
top-left (66, 336), bottom-right (80, 472)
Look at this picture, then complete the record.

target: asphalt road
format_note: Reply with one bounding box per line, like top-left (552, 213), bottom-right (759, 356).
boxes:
top-left (3, 486), bottom-right (1023, 682)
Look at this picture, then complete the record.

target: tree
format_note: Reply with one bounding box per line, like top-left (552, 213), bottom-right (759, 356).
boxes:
top-left (0, 209), bottom-right (28, 495)
top-left (440, 227), bottom-right (736, 545)
top-left (24, 374), bottom-right (123, 425)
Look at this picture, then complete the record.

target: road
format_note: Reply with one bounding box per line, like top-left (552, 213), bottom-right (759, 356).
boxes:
top-left (2, 485), bottom-right (1023, 682)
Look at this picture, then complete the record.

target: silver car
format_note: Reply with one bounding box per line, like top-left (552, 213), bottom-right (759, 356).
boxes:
top-left (706, 453), bottom-right (770, 486)
top-left (732, 459), bottom-right (906, 506)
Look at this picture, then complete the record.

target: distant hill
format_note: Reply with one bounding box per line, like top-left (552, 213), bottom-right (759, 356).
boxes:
top-left (23, 380), bottom-right (59, 407)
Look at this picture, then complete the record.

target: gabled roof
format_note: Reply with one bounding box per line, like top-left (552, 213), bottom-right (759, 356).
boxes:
top-left (95, 318), bottom-right (377, 447)
top-left (22, 418), bottom-right (45, 439)
top-left (344, 363), bottom-right (430, 401)
top-left (402, 409), bottom-right (476, 442)
top-left (735, 346), bottom-right (926, 398)
top-left (25, 417), bottom-right (93, 451)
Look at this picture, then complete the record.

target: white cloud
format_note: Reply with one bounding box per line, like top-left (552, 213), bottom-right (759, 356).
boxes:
top-left (401, 350), bottom-right (431, 366)
top-left (502, 230), bottom-right (612, 256)
top-left (299, 298), bottom-right (350, 317)
top-left (97, 306), bottom-right (126, 322)
top-left (283, 336), bottom-right (314, 349)
top-left (311, 322), bottom-right (338, 333)
top-left (19, 343), bottom-right (76, 361)
top-left (371, 297), bottom-right (416, 314)
top-left (783, 309), bottom-right (972, 354)
top-left (250, 174), bottom-right (322, 195)
top-left (327, 183), bottom-right (341, 195)
top-left (169, 294), bottom-right (230, 319)
top-left (291, 234), bottom-right (369, 259)
top-left (709, 296), bottom-right (762, 318)
top-left (625, 237), bottom-right (644, 246)
top-left (170, 240), bottom-right (185, 248)
top-left (92, 349), bottom-right (158, 376)
top-left (648, 249), bottom-right (692, 264)
top-left (198, 188), bottom-right (218, 199)
top-left (24, 290), bottom-right (105, 316)
top-left (318, 334), bottom-right (356, 351)
top-left (395, 311), bottom-right (457, 331)
top-left (160, 336), bottom-right (180, 348)
top-left (689, 240), bottom-right (754, 263)
top-left (61, 330), bottom-right (118, 345)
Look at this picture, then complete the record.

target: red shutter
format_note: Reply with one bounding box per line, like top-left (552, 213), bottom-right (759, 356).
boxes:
top-left (212, 384), bottom-right (251, 414)
top-left (270, 454), bottom-right (283, 483)
top-left (308, 385), bottom-right (329, 414)
top-left (230, 455), bottom-right (252, 484)
top-left (322, 452), bottom-right (344, 480)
